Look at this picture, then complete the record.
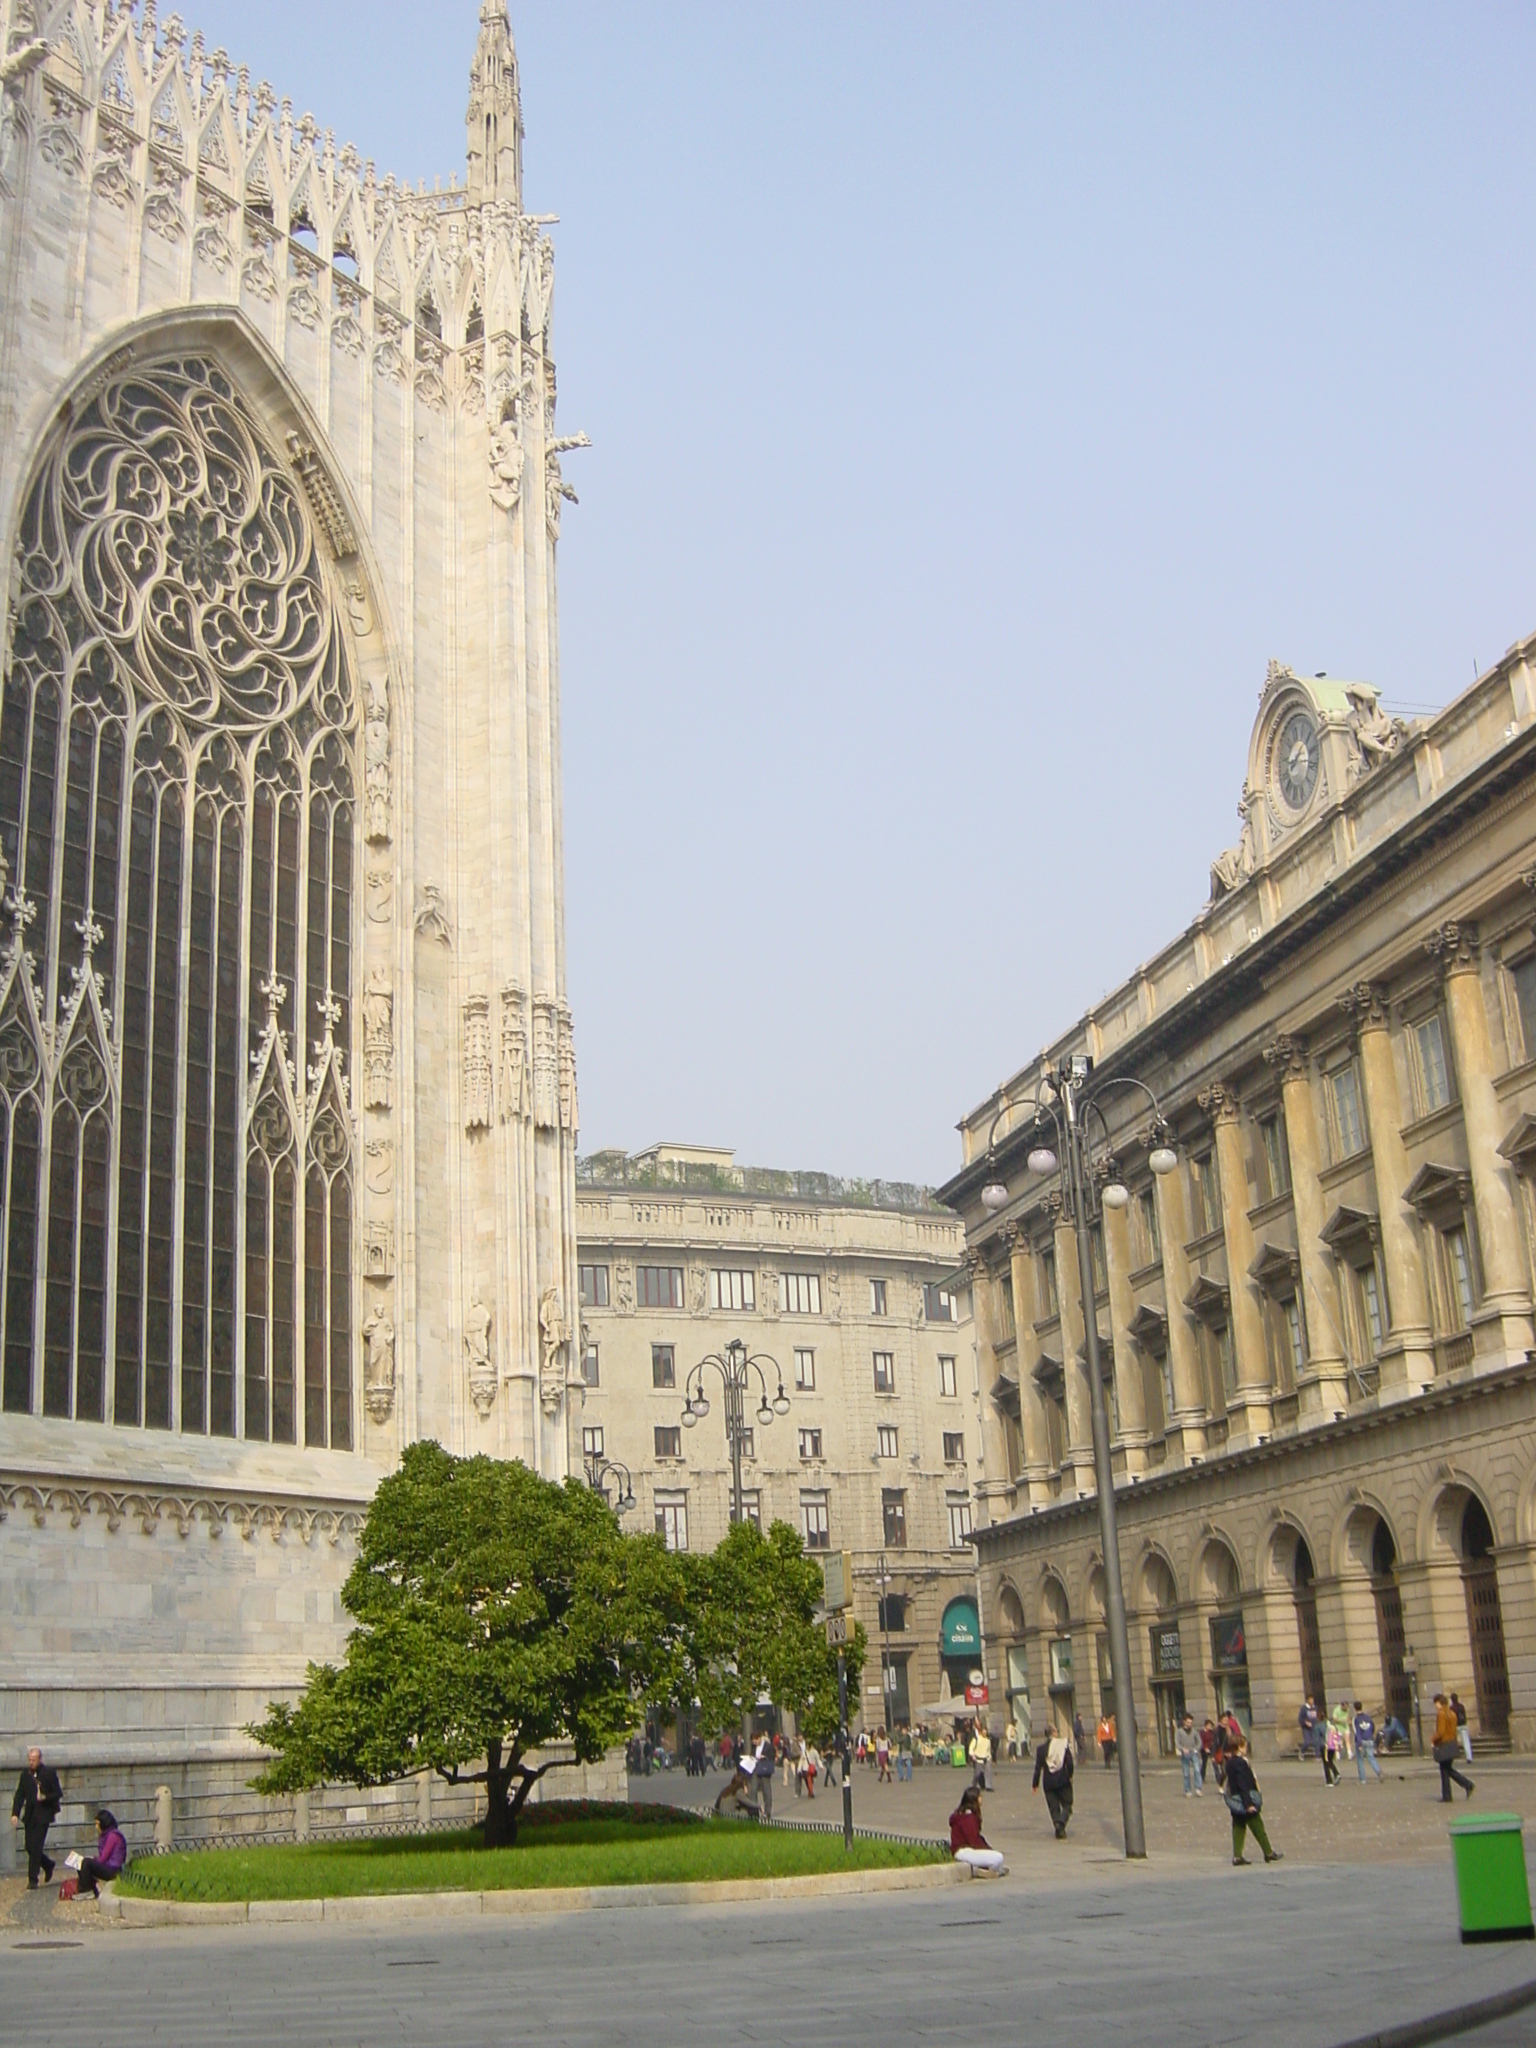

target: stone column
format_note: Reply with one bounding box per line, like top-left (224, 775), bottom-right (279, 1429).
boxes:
top-left (1200, 1084), bottom-right (1273, 1443)
top-left (1339, 983), bottom-right (1435, 1396)
top-left (1263, 1034), bottom-right (1350, 1422)
top-left (1395, 1559), bottom-right (1476, 1722)
top-left (1494, 1542), bottom-right (1536, 1752)
top-left (1053, 1203), bottom-right (1096, 1497)
top-left (1426, 922), bottom-right (1536, 1368)
top-left (1101, 1197), bottom-right (1148, 1476)
top-left (967, 1247), bottom-right (1018, 1529)
top-left (1007, 1227), bottom-right (1057, 1508)
top-left (1151, 1154), bottom-right (1208, 1460)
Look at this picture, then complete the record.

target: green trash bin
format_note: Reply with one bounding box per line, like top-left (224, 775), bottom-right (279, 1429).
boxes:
top-left (951, 1742), bottom-right (966, 1767)
top-left (1448, 1814), bottom-right (1535, 1944)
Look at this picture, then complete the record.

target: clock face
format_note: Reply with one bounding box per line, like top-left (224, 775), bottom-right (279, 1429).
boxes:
top-left (1275, 709), bottom-right (1320, 812)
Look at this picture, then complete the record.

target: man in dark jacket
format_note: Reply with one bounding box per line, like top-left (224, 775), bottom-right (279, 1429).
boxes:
top-left (1031, 1731), bottom-right (1075, 1838)
top-left (11, 1748), bottom-right (63, 1889)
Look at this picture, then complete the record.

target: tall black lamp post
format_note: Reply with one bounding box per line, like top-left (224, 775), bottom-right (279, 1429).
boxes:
top-left (979, 1056), bottom-right (1178, 1862)
top-left (680, 1338), bottom-right (790, 1525)
top-left (583, 1450), bottom-right (637, 1516)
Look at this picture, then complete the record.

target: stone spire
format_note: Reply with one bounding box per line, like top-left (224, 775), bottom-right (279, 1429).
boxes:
top-left (466, 0), bottom-right (523, 205)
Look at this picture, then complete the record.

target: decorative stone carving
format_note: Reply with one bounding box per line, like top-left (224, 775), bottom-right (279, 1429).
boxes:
top-left (824, 1268), bottom-right (842, 1322)
top-left (1345, 685), bottom-right (1410, 780)
top-left (463, 992), bottom-right (493, 1129)
top-left (544, 434), bottom-right (590, 540)
top-left (1197, 1081), bottom-right (1241, 1127)
top-left (363, 1222), bottom-right (395, 1278)
top-left (364, 1138), bottom-right (394, 1196)
top-left (465, 1297), bottom-right (495, 1417)
top-left (285, 432), bottom-right (357, 560)
top-left (557, 1004), bottom-right (578, 1132)
top-left (0, 1474), bottom-right (364, 1547)
top-left (362, 969), bottom-right (392, 1110)
top-left (143, 189), bottom-right (184, 242)
top-left (363, 670), bottom-right (390, 844)
top-left (414, 884), bottom-right (453, 946)
top-left (688, 1264), bottom-right (707, 1316)
top-left (488, 420), bottom-right (523, 512)
top-left (532, 995), bottom-right (558, 1129)
top-left (362, 1304), bottom-right (395, 1423)
top-left (538, 1284), bottom-right (567, 1417)
top-left (1425, 920), bottom-right (1481, 976)
top-left (192, 221), bottom-right (232, 271)
top-left (759, 1269), bottom-right (779, 1319)
top-left (287, 282), bottom-right (321, 330)
top-left (91, 155), bottom-right (135, 208)
top-left (1210, 794), bottom-right (1257, 899)
top-left (365, 869), bottom-right (393, 924)
top-left (1338, 981), bottom-right (1391, 1033)
top-left (1261, 1033), bottom-right (1309, 1083)
top-left (614, 1260), bottom-right (635, 1315)
top-left (500, 981), bottom-right (529, 1120)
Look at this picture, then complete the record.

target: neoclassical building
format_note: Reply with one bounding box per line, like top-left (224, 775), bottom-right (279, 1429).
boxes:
top-left (0, 0), bottom-right (588, 1807)
top-left (943, 654), bottom-right (1536, 1758)
top-left (576, 1145), bottom-right (985, 1729)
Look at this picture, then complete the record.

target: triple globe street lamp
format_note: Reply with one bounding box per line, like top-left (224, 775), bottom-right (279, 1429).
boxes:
top-left (978, 1054), bottom-right (1178, 1862)
top-left (583, 1449), bottom-right (637, 1516)
top-left (680, 1337), bottom-right (791, 1528)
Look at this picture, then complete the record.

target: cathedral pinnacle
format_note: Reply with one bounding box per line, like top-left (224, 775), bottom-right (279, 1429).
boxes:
top-left (466, 1), bottom-right (523, 206)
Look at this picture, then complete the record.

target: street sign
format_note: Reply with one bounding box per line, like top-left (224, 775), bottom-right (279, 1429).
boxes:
top-left (965, 1681), bottom-right (989, 1706)
top-left (822, 1551), bottom-right (854, 1613)
top-left (825, 1612), bottom-right (848, 1647)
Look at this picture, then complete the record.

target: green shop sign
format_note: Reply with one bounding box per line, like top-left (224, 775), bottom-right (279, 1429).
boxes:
top-left (941, 1597), bottom-right (980, 1656)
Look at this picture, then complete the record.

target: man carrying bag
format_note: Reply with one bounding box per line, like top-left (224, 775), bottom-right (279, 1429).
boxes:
top-left (11, 1747), bottom-right (63, 1890)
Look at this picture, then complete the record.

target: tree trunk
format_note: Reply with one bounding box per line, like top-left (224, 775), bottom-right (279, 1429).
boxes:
top-left (479, 1739), bottom-right (549, 1847)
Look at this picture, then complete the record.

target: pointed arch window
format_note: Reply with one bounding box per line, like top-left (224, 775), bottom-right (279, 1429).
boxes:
top-left (0, 354), bottom-right (363, 1447)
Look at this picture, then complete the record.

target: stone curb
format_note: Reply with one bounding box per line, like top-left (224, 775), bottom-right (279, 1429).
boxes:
top-left (1330, 1973), bottom-right (1536, 2048)
top-left (98, 1859), bottom-right (966, 1927)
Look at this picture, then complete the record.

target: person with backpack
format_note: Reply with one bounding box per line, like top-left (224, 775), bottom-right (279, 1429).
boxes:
top-left (1224, 1736), bottom-right (1283, 1867)
top-left (1032, 1729), bottom-right (1075, 1838)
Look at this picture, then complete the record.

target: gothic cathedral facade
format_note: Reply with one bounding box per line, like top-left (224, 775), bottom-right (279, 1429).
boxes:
top-left (0, 1), bottom-right (584, 1785)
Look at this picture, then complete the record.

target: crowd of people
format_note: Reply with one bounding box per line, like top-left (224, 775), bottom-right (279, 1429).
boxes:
top-left (9, 1748), bottom-right (127, 1898)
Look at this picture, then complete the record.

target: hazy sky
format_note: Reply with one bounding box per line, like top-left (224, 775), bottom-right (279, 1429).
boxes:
top-left (187, 2), bottom-right (1536, 1186)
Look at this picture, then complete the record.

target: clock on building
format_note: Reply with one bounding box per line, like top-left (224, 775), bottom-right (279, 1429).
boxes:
top-left (1274, 708), bottom-right (1320, 813)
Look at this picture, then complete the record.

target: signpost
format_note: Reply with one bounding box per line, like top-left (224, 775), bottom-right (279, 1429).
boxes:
top-left (822, 1554), bottom-right (855, 1850)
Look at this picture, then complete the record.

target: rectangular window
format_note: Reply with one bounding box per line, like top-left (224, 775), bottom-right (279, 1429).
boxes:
top-left (877, 1594), bottom-right (907, 1632)
top-left (779, 1272), bottom-right (822, 1316)
top-left (943, 1429), bottom-right (965, 1462)
top-left (872, 1350), bottom-right (895, 1393)
top-left (1331, 1065), bottom-right (1366, 1160)
top-left (709, 1268), bottom-right (756, 1312)
top-left (654, 1493), bottom-right (688, 1552)
top-left (1215, 1323), bottom-right (1237, 1400)
top-left (1415, 1014), bottom-right (1452, 1114)
top-left (923, 1284), bottom-right (956, 1323)
top-left (801, 1491), bottom-right (830, 1549)
top-left (948, 1497), bottom-right (973, 1548)
top-left (651, 1343), bottom-right (675, 1389)
top-left (882, 1488), bottom-right (907, 1549)
top-left (1137, 1189), bottom-right (1161, 1264)
top-left (1359, 1264), bottom-right (1384, 1351)
top-left (582, 1425), bottom-right (604, 1457)
top-left (1191, 1153), bottom-right (1219, 1236)
top-left (1259, 1115), bottom-right (1289, 1201)
top-left (1039, 1249), bottom-right (1059, 1318)
top-left (578, 1262), bottom-right (609, 1309)
top-left (1444, 1225), bottom-right (1475, 1328)
top-left (870, 1278), bottom-right (888, 1316)
top-left (737, 1425), bottom-right (755, 1461)
top-left (877, 1424), bottom-right (899, 1458)
top-left (799, 1426), bottom-right (823, 1460)
top-left (794, 1346), bottom-right (816, 1390)
top-left (1512, 955), bottom-right (1536, 1063)
top-left (581, 1341), bottom-right (600, 1387)
top-left (996, 1276), bottom-right (1016, 1339)
top-left (637, 1265), bottom-right (684, 1310)
top-left (1088, 1226), bottom-right (1107, 1294)
top-left (938, 1354), bottom-right (957, 1397)
top-left (654, 1425), bottom-right (682, 1459)
top-left (1284, 1297), bottom-right (1305, 1379)
top-left (739, 1489), bottom-right (762, 1528)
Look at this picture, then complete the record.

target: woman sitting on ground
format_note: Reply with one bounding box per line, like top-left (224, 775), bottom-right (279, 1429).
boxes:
top-left (948, 1785), bottom-right (1007, 1876)
top-left (77, 1809), bottom-right (128, 1897)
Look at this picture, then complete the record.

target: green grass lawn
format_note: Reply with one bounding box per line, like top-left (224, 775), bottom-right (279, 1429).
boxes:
top-left (117, 1804), bottom-right (947, 1903)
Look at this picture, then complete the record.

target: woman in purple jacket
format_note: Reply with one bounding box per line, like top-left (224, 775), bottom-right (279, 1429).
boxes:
top-left (77, 1809), bottom-right (128, 1897)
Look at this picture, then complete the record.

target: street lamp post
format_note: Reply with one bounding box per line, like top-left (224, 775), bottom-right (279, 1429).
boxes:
top-left (681, 1338), bottom-right (791, 1525)
top-left (875, 1553), bottom-right (895, 1727)
top-left (979, 1056), bottom-right (1178, 1863)
top-left (583, 1450), bottom-right (637, 1516)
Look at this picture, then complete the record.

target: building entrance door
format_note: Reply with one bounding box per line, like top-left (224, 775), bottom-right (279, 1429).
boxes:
top-left (1461, 1498), bottom-right (1510, 1741)
top-left (1293, 1540), bottom-right (1326, 1707)
top-left (1372, 1579), bottom-right (1411, 1731)
top-left (1153, 1681), bottom-right (1186, 1755)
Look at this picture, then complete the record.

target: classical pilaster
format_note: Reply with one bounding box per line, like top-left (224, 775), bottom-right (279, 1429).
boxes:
top-left (1199, 1083), bottom-right (1273, 1443)
top-left (1150, 1151), bottom-right (1208, 1460)
top-left (1100, 1194), bottom-right (1149, 1475)
top-left (1052, 1201), bottom-right (1096, 1497)
top-left (1338, 982), bottom-right (1435, 1396)
top-left (1425, 922), bottom-right (1536, 1367)
top-left (1262, 1034), bottom-right (1350, 1421)
top-left (1006, 1227), bottom-right (1058, 1507)
top-left (967, 1247), bottom-right (1018, 1527)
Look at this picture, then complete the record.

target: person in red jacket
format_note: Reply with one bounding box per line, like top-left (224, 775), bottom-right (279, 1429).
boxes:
top-left (949, 1786), bottom-right (1007, 1875)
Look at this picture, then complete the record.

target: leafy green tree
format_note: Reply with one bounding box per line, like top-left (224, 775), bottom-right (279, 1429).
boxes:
top-left (248, 1441), bottom-right (688, 1845)
top-left (678, 1519), bottom-right (865, 1745)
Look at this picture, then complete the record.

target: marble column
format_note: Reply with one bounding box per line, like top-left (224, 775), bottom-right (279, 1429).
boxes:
top-left (1007, 1227), bottom-right (1058, 1508)
top-left (1263, 1034), bottom-right (1350, 1422)
top-left (1425, 922), bottom-right (1536, 1368)
top-left (1151, 1152), bottom-right (1208, 1460)
top-left (1053, 1203), bottom-right (1096, 1497)
top-left (1200, 1083), bottom-right (1274, 1443)
top-left (1101, 1196), bottom-right (1149, 1476)
top-left (1339, 983), bottom-right (1435, 1397)
top-left (966, 1248), bottom-right (1017, 1528)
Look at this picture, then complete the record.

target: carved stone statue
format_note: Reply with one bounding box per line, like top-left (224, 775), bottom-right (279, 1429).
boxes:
top-left (463, 992), bottom-right (493, 1129)
top-left (362, 1304), bottom-right (395, 1423)
top-left (614, 1260), bottom-right (635, 1315)
top-left (465, 1297), bottom-right (495, 1417)
top-left (538, 1283), bottom-right (567, 1418)
top-left (500, 982), bottom-right (529, 1120)
top-left (414, 883), bottom-right (453, 947)
top-left (488, 421), bottom-right (523, 512)
top-left (1210, 810), bottom-right (1256, 898)
top-left (1345, 685), bottom-right (1408, 777)
top-left (364, 671), bottom-right (391, 845)
top-left (362, 968), bottom-right (392, 1110)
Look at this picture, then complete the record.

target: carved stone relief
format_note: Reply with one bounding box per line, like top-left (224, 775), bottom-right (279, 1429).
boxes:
top-left (538, 1284), bottom-right (567, 1418)
top-left (500, 981), bottom-right (529, 1121)
top-left (465, 1297), bottom-right (495, 1417)
top-left (531, 996), bottom-right (558, 1129)
top-left (365, 869), bottom-right (393, 924)
top-left (414, 884), bottom-right (453, 946)
top-left (463, 992), bottom-right (493, 1130)
top-left (362, 1303), bottom-right (395, 1423)
top-left (363, 669), bottom-right (391, 845)
top-left (614, 1260), bottom-right (635, 1315)
top-left (489, 421), bottom-right (523, 512)
top-left (362, 968), bottom-right (392, 1110)
top-left (557, 1004), bottom-right (578, 1133)
top-left (363, 1222), bottom-right (395, 1279)
top-left (364, 1138), bottom-right (394, 1197)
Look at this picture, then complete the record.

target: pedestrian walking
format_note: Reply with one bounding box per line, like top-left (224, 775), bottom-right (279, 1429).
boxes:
top-left (876, 1727), bottom-right (893, 1783)
top-left (1298, 1695), bottom-right (1320, 1758)
top-left (10, 1747), bottom-right (62, 1890)
top-left (1321, 1719), bottom-right (1342, 1787)
top-left (1072, 1711), bottom-right (1087, 1763)
top-left (949, 1786), bottom-right (1008, 1876)
top-left (1352, 1702), bottom-right (1382, 1783)
top-left (1432, 1695), bottom-right (1474, 1803)
top-left (968, 1721), bottom-right (993, 1791)
top-left (1004, 1717), bottom-right (1018, 1764)
top-left (895, 1724), bottom-right (913, 1781)
top-left (1450, 1692), bottom-right (1473, 1765)
top-left (1097, 1712), bottom-right (1117, 1768)
top-left (75, 1809), bottom-right (128, 1898)
top-left (1223, 1736), bottom-right (1283, 1866)
top-left (1199, 1718), bottom-right (1217, 1784)
top-left (1176, 1712), bottom-right (1203, 1796)
top-left (1331, 1700), bottom-right (1354, 1762)
top-left (1032, 1730), bottom-right (1075, 1839)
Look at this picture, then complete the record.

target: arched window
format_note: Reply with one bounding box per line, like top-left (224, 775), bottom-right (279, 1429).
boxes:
top-left (0, 354), bottom-right (359, 1447)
